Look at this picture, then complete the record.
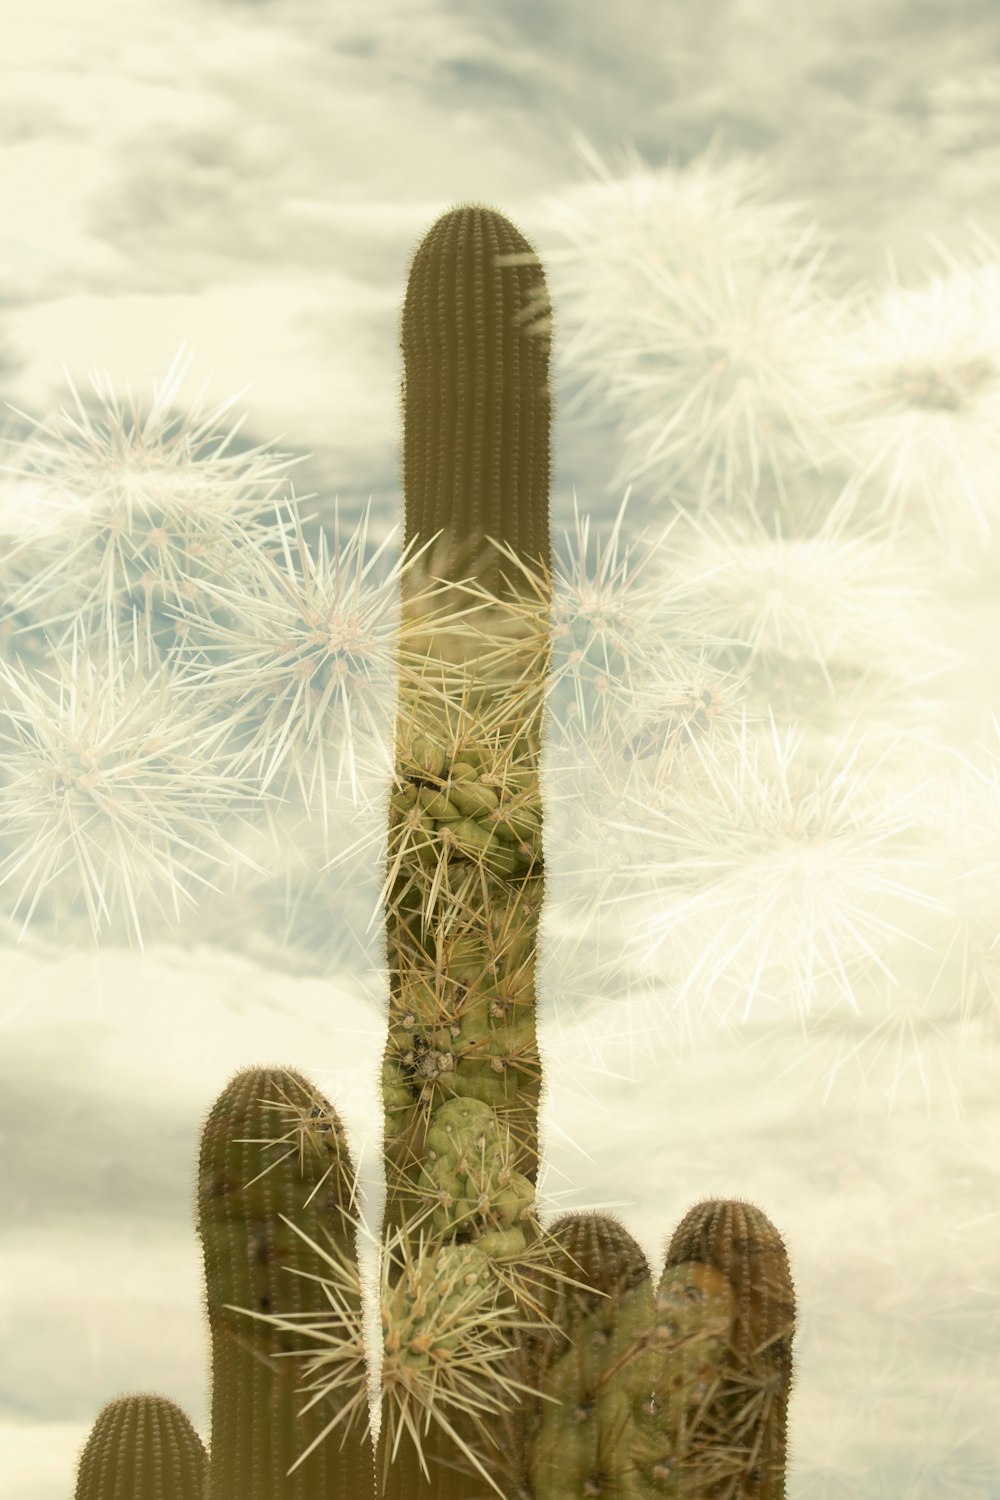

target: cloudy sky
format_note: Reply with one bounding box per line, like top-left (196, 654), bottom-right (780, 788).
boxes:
top-left (3, 2), bottom-right (1000, 1497)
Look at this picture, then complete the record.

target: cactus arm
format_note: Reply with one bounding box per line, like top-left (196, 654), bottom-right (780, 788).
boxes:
top-left (73, 1393), bottom-right (208, 1500)
top-left (639, 1197), bottom-right (797, 1498)
top-left (196, 1065), bottom-right (375, 1500)
top-left (512, 1212), bottom-right (657, 1500)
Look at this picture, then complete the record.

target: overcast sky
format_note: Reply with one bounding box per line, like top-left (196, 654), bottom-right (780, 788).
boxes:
top-left (3, 3), bottom-right (1000, 1497)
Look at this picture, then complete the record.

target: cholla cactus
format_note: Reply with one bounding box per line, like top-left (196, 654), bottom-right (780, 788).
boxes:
top-left (0, 380), bottom-right (445, 942)
top-left (0, 620), bottom-right (259, 941)
top-left (69, 203), bottom-right (797, 1500)
top-left (33, 143), bottom-right (999, 1500)
top-left (3, 349), bottom-right (296, 662)
top-left (834, 233), bottom-right (1000, 552)
top-left (370, 203), bottom-right (796, 1497)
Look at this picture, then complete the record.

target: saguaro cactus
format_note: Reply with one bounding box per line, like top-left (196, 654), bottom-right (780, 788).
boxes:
top-left (373, 203), bottom-right (797, 1499)
top-left (72, 202), bottom-right (796, 1500)
top-left (375, 203), bottom-right (553, 1497)
top-left (382, 202), bottom-right (552, 1221)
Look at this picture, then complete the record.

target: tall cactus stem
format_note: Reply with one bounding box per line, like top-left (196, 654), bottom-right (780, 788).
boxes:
top-left (378, 202), bottom-right (554, 1498)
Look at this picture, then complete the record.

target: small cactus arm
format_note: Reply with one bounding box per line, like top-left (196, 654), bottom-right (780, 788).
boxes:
top-left (510, 1212), bottom-right (659, 1499)
top-left (503, 1201), bottom-right (794, 1499)
top-left (195, 1064), bottom-right (374, 1500)
top-left (73, 1394), bottom-right (207, 1500)
top-left (641, 1197), bottom-right (797, 1497)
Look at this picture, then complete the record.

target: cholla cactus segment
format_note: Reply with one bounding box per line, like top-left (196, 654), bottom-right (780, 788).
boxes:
top-left (0, 621), bottom-right (262, 943)
top-left (649, 1198), bottom-right (796, 1499)
top-left (835, 234), bottom-right (1000, 553)
top-left (417, 1095), bottom-right (536, 1257)
top-left (197, 1066), bottom-right (373, 1500)
top-left (376, 1227), bottom-right (550, 1499)
top-left (540, 134), bottom-right (822, 388)
top-left (400, 202), bottom-right (552, 603)
top-left (73, 1393), bottom-right (207, 1500)
top-left (381, 711), bottom-right (546, 1224)
top-left (3, 350), bottom-right (297, 660)
top-left (381, 588), bottom-right (548, 1221)
top-left (539, 135), bottom-right (845, 508)
top-left (607, 252), bottom-right (844, 509)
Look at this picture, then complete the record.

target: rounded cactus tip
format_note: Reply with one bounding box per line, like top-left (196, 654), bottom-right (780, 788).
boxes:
top-left (543, 1208), bottom-right (650, 1286)
top-left (195, 1061), bottom-right (354, 1178)
top-left (199, 1062), bottom-right (336, 1125)
top-left (74, 1392), bottom-right (207, 1500)
top-left (426, 200), bottom-right (523, 234)
top-left (535, 1210), bottom-right (653, 1327)
top-left (663, 1194), bottom-right (797, 1365)
top-left (664, 1194), bottom-right (791, 1267)
top-left (215, 1060), bottom-right (311, 1091)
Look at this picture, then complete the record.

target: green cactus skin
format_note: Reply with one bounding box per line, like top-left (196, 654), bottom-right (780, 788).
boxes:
top-left (399, 200), bottom-right (553, 606)
top-left (196, 1064), bottom-right (374, 1500)
top-left (376, 203), bottom-right (554, 1500)
top-left (73, 1393), bottom-right (207, 1500)
top-left (633, 1198), bottom-right (797, 1499)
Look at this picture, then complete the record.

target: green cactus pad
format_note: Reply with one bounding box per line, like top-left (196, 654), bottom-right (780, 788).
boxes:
top-left (73, 1393), bottom-right (207, 1500)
